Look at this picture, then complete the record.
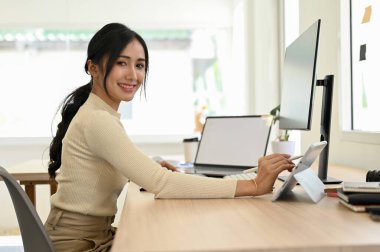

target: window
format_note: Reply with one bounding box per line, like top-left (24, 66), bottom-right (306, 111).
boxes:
top-left (350, 1), bottom-right (380, 132)
top-left (0, 29), bottom-right (90, 137)
top-left (0, 28), bottom-right (240, 138)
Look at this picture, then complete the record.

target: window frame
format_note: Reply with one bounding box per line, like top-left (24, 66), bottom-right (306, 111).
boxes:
top-left (339, 0), bottom-right (380, 144)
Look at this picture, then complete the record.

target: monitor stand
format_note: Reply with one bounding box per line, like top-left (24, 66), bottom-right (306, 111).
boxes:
top-left (316, 75), bottom-right (342, 184)
top-left (320, 176), bottom-right (342, 184)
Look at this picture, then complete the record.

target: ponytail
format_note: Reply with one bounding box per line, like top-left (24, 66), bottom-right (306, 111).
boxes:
top-left (48, 83), bottom-right (92, 178)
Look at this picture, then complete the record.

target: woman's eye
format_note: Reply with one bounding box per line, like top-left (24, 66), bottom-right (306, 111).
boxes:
top-left (136, 63), bottom-right (145, 69)
top-left (117, 61), bottom-right (127, 66)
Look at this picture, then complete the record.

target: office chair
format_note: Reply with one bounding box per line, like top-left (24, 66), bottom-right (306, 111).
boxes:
top-left (0, 166), bottom-right (54, 252)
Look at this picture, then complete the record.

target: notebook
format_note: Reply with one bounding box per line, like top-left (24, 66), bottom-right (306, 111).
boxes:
top-left (342, 182), bottom-right (380, 193)
top-left (184, 115), bottom-right (273, 177)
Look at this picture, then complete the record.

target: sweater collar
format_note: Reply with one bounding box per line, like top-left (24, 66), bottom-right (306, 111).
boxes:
top-left (88, 93), bottom-right (121, 118)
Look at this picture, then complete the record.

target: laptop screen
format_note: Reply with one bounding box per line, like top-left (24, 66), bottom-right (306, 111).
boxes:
top-left (195, 115), bottom-right (273, 167)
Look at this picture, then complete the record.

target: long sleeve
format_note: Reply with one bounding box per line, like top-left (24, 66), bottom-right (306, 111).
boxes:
top-left (83, 110), bottom-right (237, 199)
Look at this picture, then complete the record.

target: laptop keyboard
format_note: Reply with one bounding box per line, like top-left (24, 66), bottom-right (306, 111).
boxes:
top-left (194, 165), bottom-right (244, 174)
top-left (223, 172), bottom-right (257, 180)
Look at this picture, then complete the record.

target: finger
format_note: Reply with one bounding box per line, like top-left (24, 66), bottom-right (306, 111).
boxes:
top-left (268, 153), bottom-right (291, 159)
top-left (161, 161), bottom-right (178, 172)
top-left (261, 155), bottom-right (293, 167)
top-left (267, 159), bottom-right (294, 172)
top-left (276, 163), bottom-right (295, 173)
top-left (261, 153), bottom-right (291, 161)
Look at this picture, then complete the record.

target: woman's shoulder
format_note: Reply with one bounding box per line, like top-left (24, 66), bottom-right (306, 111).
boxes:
top-left (79, 105), bottom-right (126, 145)
top-left (72, 96), bottom-right (123, 135)
top-left (81, 105), bottom-right (120, 126)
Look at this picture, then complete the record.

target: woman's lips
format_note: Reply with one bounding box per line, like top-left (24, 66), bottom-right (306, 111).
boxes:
top-left (118, 83), bottom-right (136, 92)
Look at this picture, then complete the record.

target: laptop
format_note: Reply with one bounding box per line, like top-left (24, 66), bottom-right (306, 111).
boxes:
top-left (184, 115), bottom-right (273, 177)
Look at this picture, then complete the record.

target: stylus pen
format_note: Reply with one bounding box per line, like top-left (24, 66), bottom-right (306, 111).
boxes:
top-left (243, 167), bottom-right (258, 174)
top-left (243, 155), bottom-right (303, 174)
top-left (289, 155), bottom-right (303, 161)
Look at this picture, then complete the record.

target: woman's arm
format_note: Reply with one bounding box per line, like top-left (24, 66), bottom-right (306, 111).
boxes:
top-left (84, 112), bottom-right (237, 198)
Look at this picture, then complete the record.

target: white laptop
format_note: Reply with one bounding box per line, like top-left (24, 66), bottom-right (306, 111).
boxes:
top-left (182, 115), bottom-right (273, 177)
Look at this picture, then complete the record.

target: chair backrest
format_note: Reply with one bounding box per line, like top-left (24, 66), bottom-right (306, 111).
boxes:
top-left (0, 166), bottom-right (54, 252)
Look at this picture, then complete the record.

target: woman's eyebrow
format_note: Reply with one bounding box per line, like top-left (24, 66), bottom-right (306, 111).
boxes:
top-left (118, 55), bottom-right (145, 62)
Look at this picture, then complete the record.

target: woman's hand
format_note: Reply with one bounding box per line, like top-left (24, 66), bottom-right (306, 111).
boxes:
top-left (234, 154), bottom-right (295, 197)
top-left (253, 154), bottom-right (295, 195)
top-left (158, 160), bottom-right (178, 172)
top-left (152, 156), bottom-right (178, 172)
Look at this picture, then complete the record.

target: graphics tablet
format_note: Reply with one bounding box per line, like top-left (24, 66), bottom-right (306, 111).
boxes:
top-left (272, 141), bottom-right (327, 202)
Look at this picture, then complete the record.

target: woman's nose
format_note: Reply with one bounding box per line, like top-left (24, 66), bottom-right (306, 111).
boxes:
top-left (126, 65), bottom-right (137, 81)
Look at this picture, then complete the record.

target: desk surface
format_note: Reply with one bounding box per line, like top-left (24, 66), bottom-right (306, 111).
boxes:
top-left (6, 159), bottom-right (50, 181)
top-left (112, 165), bottom-right (380, 252)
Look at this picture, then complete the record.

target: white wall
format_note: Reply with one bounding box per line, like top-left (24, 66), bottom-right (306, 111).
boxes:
top-left (0, 0), bottom-right (233, 29)
top-left (244, 0), bottom-right (283, 115)
top-left (298, 1), bottom-right (340, 157)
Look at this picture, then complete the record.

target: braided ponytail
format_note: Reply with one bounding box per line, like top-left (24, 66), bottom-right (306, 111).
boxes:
top-left (48, 83), bottom-right (91, 178)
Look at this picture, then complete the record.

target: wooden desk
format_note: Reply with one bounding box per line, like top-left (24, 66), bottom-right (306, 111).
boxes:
top-left (6, 159), bottom-right (57, 207)
top-left (112, 165), bottom-right (380, 252)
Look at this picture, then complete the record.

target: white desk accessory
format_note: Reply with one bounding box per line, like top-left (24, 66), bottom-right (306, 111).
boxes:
top-left (272, 141), bottom-right (327, 203)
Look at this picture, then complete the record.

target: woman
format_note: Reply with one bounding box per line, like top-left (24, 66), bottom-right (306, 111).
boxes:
top-left (45, 23), bottom-right (294, 252)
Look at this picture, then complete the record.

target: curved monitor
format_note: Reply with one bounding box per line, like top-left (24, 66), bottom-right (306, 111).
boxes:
top-left (279, 19), bottom-right (321, 130)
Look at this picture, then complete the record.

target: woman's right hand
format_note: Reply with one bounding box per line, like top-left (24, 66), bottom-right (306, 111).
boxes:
top-left (253, 154), bottom-right (295, 195)
top-left (234, 154), bottom-right (295, 197)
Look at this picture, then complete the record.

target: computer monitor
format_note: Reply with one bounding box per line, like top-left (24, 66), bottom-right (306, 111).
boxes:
top-left (279, 19), bottom-right (320, 130)
top-left (279, 19), bottom-right (341, 184)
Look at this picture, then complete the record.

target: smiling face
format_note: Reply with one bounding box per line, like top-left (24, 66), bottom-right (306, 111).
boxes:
top-left (89, 38), bottom-right (146, 110)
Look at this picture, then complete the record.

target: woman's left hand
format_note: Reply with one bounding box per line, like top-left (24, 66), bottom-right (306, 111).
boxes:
top-left (158, 160), bottom-right (178, 172)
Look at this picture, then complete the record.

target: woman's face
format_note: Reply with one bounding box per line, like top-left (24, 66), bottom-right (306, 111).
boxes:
top-left (91, 38), bottom-right (146, 110)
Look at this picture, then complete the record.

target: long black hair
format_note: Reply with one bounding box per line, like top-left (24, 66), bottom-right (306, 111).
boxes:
top-left (48, 23), bottom-right (149, 178)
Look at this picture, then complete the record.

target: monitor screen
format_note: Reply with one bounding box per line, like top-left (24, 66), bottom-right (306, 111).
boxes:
top-left (279, 19), bottom-right (321, 130)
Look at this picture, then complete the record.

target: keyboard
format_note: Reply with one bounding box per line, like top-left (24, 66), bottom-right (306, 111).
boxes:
top-left (194, 165), bottom-right (244, 173)
top-left (223, 172), bottom-right (257, 180)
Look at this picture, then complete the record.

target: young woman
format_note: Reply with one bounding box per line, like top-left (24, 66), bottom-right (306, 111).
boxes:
top-left (44, 23), bottom-right (294, 252)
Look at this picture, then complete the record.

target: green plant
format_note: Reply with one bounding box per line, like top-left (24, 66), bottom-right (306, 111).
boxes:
top-left (270, 105), bottom-right (290, 141)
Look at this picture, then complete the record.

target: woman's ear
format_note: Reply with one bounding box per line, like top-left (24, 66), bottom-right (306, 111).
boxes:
top-left (87, 60), bottom-right (99, 77)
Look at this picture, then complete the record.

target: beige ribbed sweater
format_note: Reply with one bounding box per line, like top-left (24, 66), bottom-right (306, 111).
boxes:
top-left (50, 93), bottom-right (237, 216)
